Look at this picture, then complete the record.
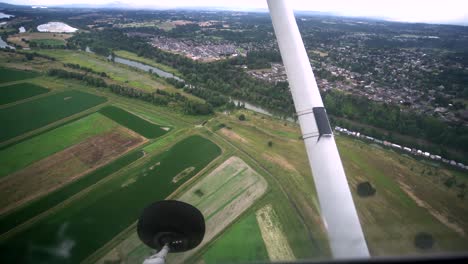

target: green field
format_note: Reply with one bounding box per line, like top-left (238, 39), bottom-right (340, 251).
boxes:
top-left (0, 113), bottom-right (119, 178)
top-left (0, 150), bottom-right (144, 235)
top-left (0, 83), bottom-right (49, 105)
top-left (0, 135), bottom-right (221, 263)
top-left (0, 90), bottom-right (106, 142)
top-left (30, 39), bottom-right (65, 47)
top-left (0, 68), bottom-right (39, 84)
top-left (99, 105), bottom-right (168, 138)
top-left (203, 213), bottom-right (269, 264)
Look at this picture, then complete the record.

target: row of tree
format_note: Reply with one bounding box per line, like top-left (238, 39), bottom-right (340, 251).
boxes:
top-left (67, 30), bottom-right (467, 159)
top-left (47, 68), bottom-right (213, 115)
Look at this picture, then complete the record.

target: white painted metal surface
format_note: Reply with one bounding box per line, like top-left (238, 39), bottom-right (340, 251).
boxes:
top-left (267, 0), bottom-right (370, 258)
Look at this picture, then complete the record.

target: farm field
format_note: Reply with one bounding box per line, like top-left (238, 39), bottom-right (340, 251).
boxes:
top-left (0, 150), bottom-right (144, 235)
top-left (0, 125), bottom-right (145, 214)
top-left (0, 35), bottom-right (467, 264)
top-left (0, 135), bottom-right (221, 264)
top-left (213, 110), bottom-right (468, 257)
top-left (337, 137), bottom-right (468, 255)
top-left (212, 111), bottom-right (330, 259)
top-left (0, 67), bottom-right (39, 83)
top-left (256, 204), bottom-right (295, 261)
top-left (32, 49), bottom-right (183, 92)
top-left (30, 39), bottom-right (66, 47)
top-left (0, 90), bottom-right (107, 143)
top-left (97, 156), bottom-right (268, 264)
top-left (0, 113), bottom-right (120, 178)
top-left (203, 212), bottom-right (269, 264)
top-left (99, 105), bottom-right (169, 138)
top-left (7, 32), bottom-right (72, 48)
top-left (0, 83), bottom-right (49, 105)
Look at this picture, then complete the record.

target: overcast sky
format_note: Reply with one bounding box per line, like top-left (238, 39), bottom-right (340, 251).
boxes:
top-left (4, 0), bottom-right (468, 25)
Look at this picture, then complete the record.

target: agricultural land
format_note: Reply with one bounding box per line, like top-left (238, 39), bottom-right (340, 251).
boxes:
top-left (0, 9), bottom-right (467, 264)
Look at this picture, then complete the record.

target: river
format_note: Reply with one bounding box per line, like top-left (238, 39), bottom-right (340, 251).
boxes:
top-left (0, 36), bottom-right (15, 49)
top-left (111, 56), bottom-right (184, 82)
top-left (0, 12), bottom-right (14, 19)
top-left (231, 99), bottom-right (295, 122)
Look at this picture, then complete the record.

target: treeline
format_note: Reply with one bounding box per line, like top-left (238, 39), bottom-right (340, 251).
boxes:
top-left (69, 29), bottom-right (295, 115)
top-left (64, 63), bottom-right (108, 77)
top-left (48, 68), bottom-right (107, 87)
top-left (243, 50), bottom-right (282, 69)
top-left (324, 90), bottom-right (468, 157)
top-left (47, 68), bottom-right (213, 115)
top-left (184, 86), bottom-right (231, 107)
top-left (68, 29), bottom-right (467, 158)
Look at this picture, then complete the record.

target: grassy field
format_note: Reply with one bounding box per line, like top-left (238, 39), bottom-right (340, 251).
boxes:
top-left (203, 212), bottom-right (269, 264)
top-left (7, 32), bottom-right (72, 48)
top-left (0, 113), bottom-right (119, 178)
top-left (168, 156), bottom-right (268, 263)
top-left (337, 136), bottom-right (468, 255)
top-left (0, 90), bottom-right (106, 142)
top-left (114, 50), bottom-right (181, 76)
top-left (99, 105), bottom-right (169, 138)
top-left (0, 135), bottom-right (221, 264)
top-left (0, 125), bottom-right (144, 214)
top-left (212, 111), bottom-right (329, 259)
top-left (96, 155), bottom-right (268, 264)
top-left (0, 82), bottom-right (49, 105)
top-left (210, 109), bottom-right (468, 259)
top-left (30, 39), bottom-right (66, 47)
top-left (0, 150), bottom-right (144, 235)
top-left (0, 67), bottom-right (39, 83)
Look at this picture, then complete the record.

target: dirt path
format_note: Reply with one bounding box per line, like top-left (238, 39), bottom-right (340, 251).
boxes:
top-left (220, 128), bottom-right (248, 143)
top-left (398, 180), bottom-right (465, 237)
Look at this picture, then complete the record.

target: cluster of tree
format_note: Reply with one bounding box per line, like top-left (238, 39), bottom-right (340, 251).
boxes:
top-left (47, 68), bottom-right (213, 115)
top-left (323, 89), bottom-right (468, 158)
top-left (164, 77), bottom-right (185, 89)
top-left (28, 41), bottom-right (66, 49)
top-left (183, 86), bottom-right (230, 107)
top-left (69, 30), bottom-right (295, 116)
top-left (47, 68), bottom-right (107, 87)
top-left (68, 29), bottom-right (467, 160)
top-left (242, 50), bottom-right (282, 69)
top-left (64, 63), bottom-right (108, 77)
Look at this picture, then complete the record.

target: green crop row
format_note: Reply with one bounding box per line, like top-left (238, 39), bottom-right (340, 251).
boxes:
top-left (0, 90), bottom-right (107, 142)
top-left (99, 105), bottom-right (168, 139)
top-left (0, 135), bottom-right (221, 264)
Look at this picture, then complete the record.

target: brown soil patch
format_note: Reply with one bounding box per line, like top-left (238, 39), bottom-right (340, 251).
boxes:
top-left (220, 128), bottom-right (248, 143)
top-left (262, 152), bottom-right (297, 172)
top-left (0, 127), bottom-right (145, 214)
top-left (398, 180), bottom-right (465, 237)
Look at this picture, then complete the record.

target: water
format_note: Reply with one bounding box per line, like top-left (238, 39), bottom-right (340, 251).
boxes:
top-left (111, 56), bottom-right (184, 82)
top-left (0, 12), bottom-right (14, 19)
top-left (231, 99), bottom-right (274, 116)
top-left (0, 37), bottom-right (15, 49)
top-left (231, 99), bottom-right (295, 122)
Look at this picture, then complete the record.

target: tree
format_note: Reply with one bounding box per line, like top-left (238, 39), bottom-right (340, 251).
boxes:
top-left (238, 114), bottom-right (246, 121)
top-left (25, 53), bottom-right (34, 61)
top-left (268, 141), bottom-right (273, 147)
